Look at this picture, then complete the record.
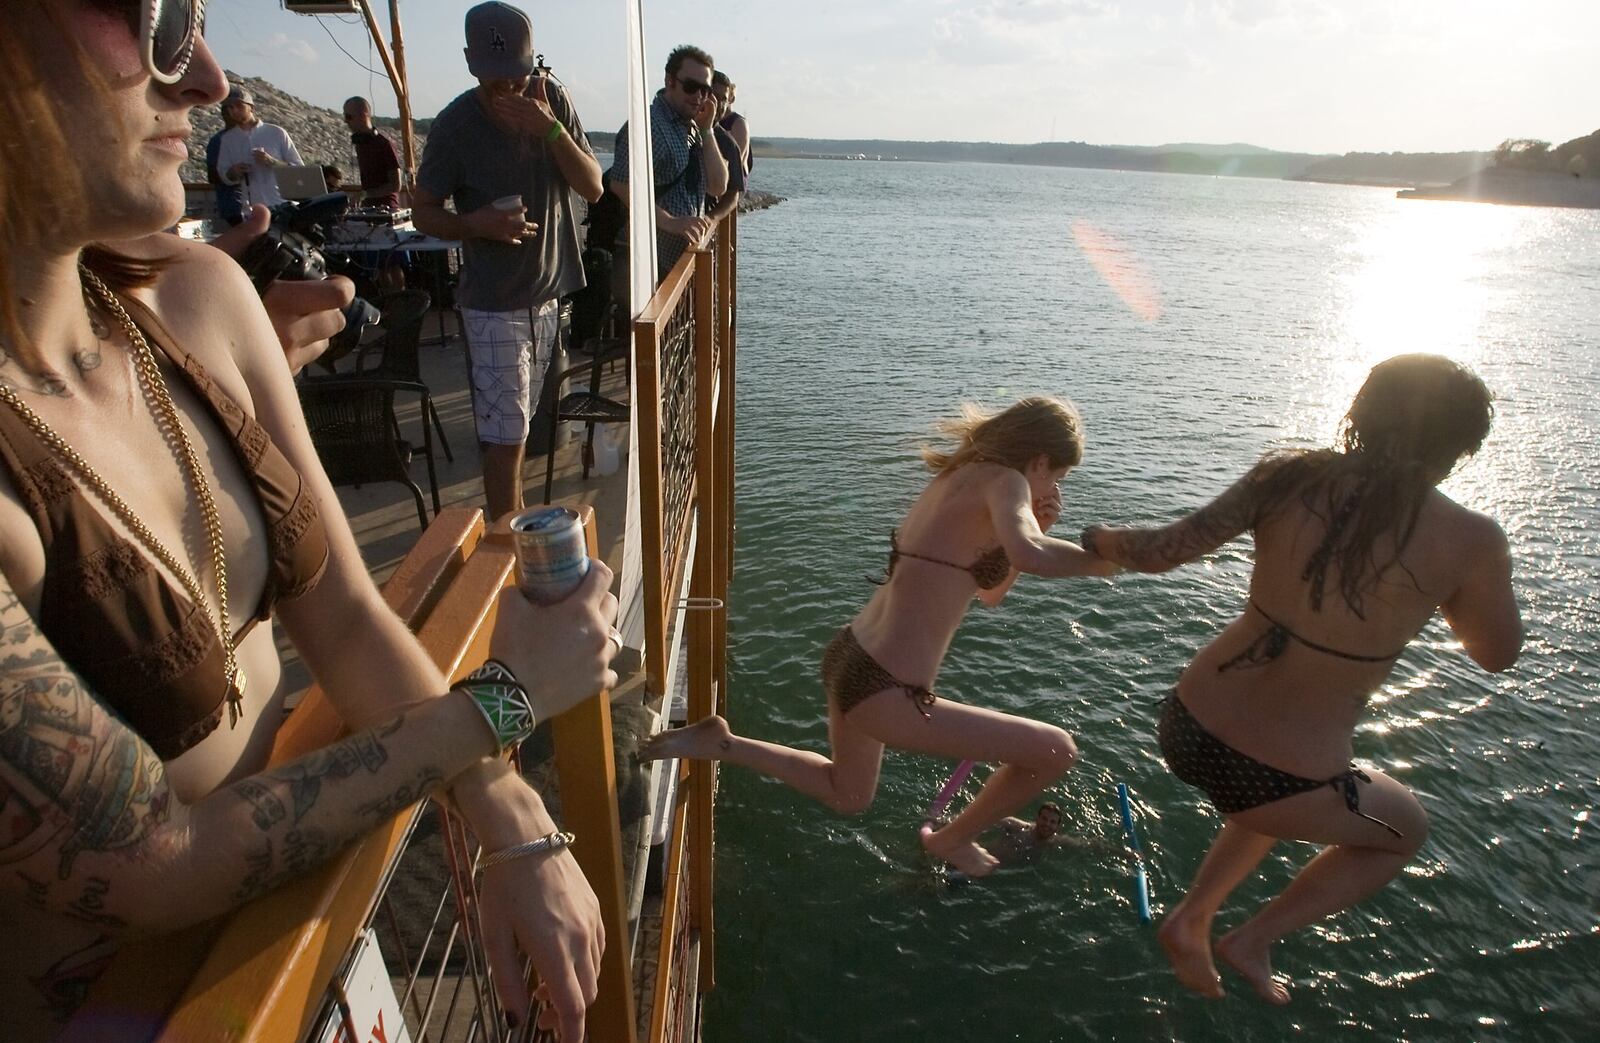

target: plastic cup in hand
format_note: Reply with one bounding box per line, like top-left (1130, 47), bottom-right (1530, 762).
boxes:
top-left (493, 195), bottom-right (524, 212)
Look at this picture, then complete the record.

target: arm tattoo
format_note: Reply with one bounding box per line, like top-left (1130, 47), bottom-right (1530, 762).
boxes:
top-left (0, 603), bottom-right (171, 881)
top-left (356, 768), bottom-right (445, 822)
top-left (1114, 467), bottom-right (1266, 571)
top-left (222, 722), bottom-right (428, 905)
top-left (33, 933), bottom-right (121, 1020)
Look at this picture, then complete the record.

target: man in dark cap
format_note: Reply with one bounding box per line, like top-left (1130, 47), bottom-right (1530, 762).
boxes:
top-left (413, 1), bottom-right (602, 523)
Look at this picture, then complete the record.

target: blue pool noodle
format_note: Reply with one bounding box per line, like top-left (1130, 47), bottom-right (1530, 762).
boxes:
top-left (1116, 782), bottom-right (1153, 924)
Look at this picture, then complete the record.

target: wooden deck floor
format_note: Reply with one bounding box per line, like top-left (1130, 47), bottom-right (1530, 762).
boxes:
top-left (278, 307), bottom-right (633, 687)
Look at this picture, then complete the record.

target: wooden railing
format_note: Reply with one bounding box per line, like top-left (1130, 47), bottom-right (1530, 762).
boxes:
top-left (66, 209), bottom-right (739, 1043)
top-left (634, 214), bottom-right (738, 1039)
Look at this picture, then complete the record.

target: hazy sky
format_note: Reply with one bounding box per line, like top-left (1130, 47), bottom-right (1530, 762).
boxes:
top-left (206, 1), bottom-right (1597, 155)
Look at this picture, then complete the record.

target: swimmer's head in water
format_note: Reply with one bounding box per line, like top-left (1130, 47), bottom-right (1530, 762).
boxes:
top-left (1343, 354), bottom-right (1494, 480)
top-left (923, 396), bottom-right (1085, 475)
top-left (1035, 802), bottom-right (1063, 839)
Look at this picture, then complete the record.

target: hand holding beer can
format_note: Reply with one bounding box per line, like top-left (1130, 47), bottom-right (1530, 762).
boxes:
top-left (509, 506), bottom-right (591, 603)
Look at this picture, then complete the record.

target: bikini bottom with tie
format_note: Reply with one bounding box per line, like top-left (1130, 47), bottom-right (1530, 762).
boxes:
top-left (1157, 693), bottom-right (1402, 837)
top-left (820, 625), bottom-right (937, 718)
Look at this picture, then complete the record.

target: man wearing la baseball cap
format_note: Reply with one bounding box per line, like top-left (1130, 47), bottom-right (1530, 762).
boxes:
top-left (413, 2), bottom-right (603, 526)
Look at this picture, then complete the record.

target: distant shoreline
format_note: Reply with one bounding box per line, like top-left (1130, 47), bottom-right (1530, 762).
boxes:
top-left (1395, 169), bottom-right (1600, 209)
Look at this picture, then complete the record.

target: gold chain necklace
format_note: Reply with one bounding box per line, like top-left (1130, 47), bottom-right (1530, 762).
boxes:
top-left (0, 265), bottom-right (245, 723)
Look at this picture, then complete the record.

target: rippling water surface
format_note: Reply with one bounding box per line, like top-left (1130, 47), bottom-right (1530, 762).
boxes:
top-left (701, 160), bottom-right (1599, 1042)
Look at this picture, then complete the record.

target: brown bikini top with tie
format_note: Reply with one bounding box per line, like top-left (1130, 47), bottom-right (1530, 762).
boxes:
top-left (880, 529), bottom-right (1012, 590)
top-left (0, 295), bottom-right (329, 759)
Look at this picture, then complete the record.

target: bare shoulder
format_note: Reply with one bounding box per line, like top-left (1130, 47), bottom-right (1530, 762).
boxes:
top-left (967, 461), bottom-right (1027, 497)
top-left (121, 234), bottom-right (281, 399)
top-left (1425, 490), bottom-right (1511, 556)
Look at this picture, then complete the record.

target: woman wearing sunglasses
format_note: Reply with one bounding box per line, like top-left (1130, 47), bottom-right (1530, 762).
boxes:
top-left (0, 5), bottom-right (616, 1040)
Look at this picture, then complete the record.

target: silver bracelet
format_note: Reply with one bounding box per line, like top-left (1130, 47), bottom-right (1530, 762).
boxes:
top-left (478, 831), bottom-right (576, 870)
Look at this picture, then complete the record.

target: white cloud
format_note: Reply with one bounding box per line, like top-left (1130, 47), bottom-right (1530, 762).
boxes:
top-left (1207, 0), bottom-right (1340, 33)
top-left (244, 33), bottom-right (317, 64)
top-left (932, 0), bottom-right (1117, 65)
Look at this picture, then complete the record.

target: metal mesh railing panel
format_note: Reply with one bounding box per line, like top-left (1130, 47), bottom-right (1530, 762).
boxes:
top-left (658, 288), bottom-right (698, 593)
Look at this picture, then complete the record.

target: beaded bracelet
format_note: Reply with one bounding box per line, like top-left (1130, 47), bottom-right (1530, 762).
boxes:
top-left (478, 831), bottom-right (576, 869)
top-left (456, 659), bottom-right (537, 751)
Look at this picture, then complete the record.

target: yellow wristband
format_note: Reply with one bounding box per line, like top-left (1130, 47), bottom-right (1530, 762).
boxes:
top-left (545, 120), bottom-right (565, 144)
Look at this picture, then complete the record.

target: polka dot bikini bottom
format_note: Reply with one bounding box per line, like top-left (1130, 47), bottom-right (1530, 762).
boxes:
top-left (1156, 693), bottom-right (1402, 838)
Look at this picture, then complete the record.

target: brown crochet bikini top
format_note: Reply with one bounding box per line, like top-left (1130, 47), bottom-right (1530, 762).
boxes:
top-left (0, 295), bottom-right (329, 760)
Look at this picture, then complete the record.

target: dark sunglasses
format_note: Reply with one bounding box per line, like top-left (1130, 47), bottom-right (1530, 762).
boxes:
top-left (674, 75), bottom-right (712, 97)
top-left (139, 0), bottom-right (207, 84)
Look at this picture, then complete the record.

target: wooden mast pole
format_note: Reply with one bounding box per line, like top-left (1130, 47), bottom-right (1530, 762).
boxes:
top-left (352, 1), bottom-right (417, 186)
top-left (386, 0), bottom-right (416, 184)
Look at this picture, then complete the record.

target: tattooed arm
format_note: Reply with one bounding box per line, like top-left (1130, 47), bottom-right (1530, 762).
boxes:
top-left (0, 576), bottom-right (503, 933)
top-left (1083, 462), bottom-right (1270, 573)
top-left (143, 235), bottom-right (616, 1039)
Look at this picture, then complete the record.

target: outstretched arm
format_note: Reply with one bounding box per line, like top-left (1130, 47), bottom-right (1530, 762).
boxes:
top-left (987, 468), bottom-right (1119, 581)
top-left (1083, 463), bottom-right (1269, 573)
top-left (144, 238), bottom-right (616, 1038)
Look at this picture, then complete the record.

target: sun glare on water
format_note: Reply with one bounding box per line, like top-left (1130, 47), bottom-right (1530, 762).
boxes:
top-left (1291, 200), bottom-right (1531, 443)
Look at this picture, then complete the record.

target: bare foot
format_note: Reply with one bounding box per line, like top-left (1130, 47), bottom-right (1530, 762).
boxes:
top-left (638, 715), bottom-right (733, 762)
top-left (1158, 908), bottom-right (1225, 999)
top-left (1216, 930), bottom-right (1290, 1005)
top-left (921, 829), bottom-right (1000, 878)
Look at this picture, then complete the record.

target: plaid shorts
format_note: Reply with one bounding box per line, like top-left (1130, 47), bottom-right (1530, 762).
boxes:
top-left (460, 301), bottom-right (559, 446)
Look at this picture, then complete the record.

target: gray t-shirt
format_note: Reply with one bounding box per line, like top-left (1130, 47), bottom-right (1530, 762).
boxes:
top-left (417, 82), bottom-right (593, 311)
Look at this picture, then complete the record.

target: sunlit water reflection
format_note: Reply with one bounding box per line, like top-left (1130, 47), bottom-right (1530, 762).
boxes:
top-left (705, 161), bottom-right (1600, 1042)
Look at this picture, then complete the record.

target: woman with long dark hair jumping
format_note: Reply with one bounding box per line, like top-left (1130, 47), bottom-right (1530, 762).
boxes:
top-left (1085, 354), bottom-right (1522, 1003)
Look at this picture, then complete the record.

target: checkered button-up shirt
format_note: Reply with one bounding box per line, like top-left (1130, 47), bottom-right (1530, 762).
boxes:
top-left (609, 91), bottom-right (707, 273)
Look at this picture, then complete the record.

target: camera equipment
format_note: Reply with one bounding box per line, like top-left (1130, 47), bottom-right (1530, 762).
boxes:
top-left (237, 192), bottom-right (381, 335)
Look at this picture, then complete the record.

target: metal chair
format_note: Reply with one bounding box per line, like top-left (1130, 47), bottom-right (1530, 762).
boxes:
top-left (539, 337), bottom-right (630, 503)
top-left (297, 375), bottom-right (440, 530)
top-left (349, 289), bottom-right (453, 463)
top-left (541, 248), bottom-right (629, 503)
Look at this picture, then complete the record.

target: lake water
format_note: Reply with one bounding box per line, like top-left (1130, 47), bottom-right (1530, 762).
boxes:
top-left (703, 159), bottom-right (1599, 1042)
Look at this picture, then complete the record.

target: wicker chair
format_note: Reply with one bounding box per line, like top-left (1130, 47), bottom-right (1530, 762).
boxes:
top-left (350, 289), bottom-right (452, 463)
top-left (297, 375), bottom-right (440, 530)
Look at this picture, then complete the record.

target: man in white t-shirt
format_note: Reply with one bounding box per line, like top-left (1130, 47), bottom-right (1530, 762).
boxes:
top-left (216, 87), bottom-right (304, 209)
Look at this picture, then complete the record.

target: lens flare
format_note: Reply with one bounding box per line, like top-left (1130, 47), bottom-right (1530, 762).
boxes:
top-left (1071, 219), bottom-right (1162, 323)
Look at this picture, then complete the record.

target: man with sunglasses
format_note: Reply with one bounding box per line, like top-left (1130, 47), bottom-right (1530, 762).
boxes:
top-left (215, 86), bottom-right (305, 210)
top-left (606, 44), bottom-right (730, 282)
top-left (413, 1), bottom-right (603, 523)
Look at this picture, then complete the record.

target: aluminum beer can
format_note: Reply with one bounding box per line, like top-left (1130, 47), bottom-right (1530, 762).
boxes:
top-left (509, 506), bottom-right (590, 603)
